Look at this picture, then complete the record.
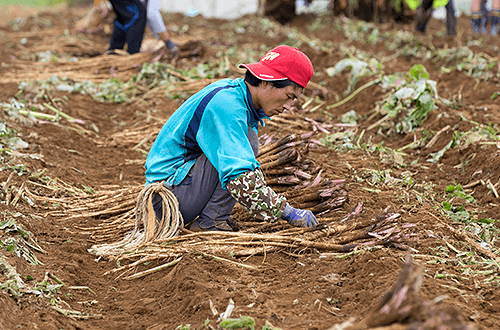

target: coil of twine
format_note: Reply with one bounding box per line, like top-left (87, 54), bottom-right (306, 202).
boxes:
top-left (92, 181), bottom-right (183, 257)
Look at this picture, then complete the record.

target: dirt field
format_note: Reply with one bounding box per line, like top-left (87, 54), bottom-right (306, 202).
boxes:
top-left (0, 3), bottom-right (499, 330)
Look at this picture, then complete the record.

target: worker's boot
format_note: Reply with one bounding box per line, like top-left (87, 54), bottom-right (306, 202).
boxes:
top-left (490, 10), bottom-right (500, 35)
top-left (471, 12), bottom-right (487, 34)
top-left (189, 217), bottom-right (234, 232)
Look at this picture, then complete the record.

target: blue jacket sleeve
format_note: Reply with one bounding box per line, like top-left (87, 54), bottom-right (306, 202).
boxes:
top-left (196, 93), bottom-right (259, 190)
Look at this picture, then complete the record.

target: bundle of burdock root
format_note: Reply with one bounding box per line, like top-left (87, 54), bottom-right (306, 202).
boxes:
top-left (231, 132), bottom-right (348, 226)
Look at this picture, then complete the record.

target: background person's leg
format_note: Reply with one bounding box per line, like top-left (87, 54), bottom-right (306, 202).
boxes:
top-left (445, 0), bottom-right (457, 35)
top-left (471, 0), bottom-right (488, 33)
top-left (125, 1), bottom-right (147, 54)
top-left (108, 27), bottom-right (126, 52)
top-left (108, 0), bottom-right (126, 51)
top-left (107, 0), bottom-right (146, 53)
top-left (490, 0), bottom-right (500, 35)
top-left (415, 0), bottom-right (434, 33)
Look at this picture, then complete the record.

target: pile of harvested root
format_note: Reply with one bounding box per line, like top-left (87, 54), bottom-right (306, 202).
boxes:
top-left (4, 25), bottom-right (205, 84)
top-left (330, 255), bottom-right (476, 330)
top-left (23, 113), bottom-right (418, 279)
top-left (4, 51), bottom-right (158, 83)
top-left (234, 132), bottom-right (348, 222)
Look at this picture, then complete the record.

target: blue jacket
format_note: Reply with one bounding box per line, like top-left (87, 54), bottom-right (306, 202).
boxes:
top-left (145, 78), bottom-right (267, 189)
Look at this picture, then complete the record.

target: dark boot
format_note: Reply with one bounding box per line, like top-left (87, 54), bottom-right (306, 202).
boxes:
top-left (189, 218), bottom-right (234, 232)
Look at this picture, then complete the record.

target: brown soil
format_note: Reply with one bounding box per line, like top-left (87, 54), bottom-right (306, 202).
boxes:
top-left (1, 4), bottom-right (500, 330)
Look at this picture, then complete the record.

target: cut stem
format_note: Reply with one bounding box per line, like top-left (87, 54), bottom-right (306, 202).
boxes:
top-left (326, 79), bottom-right (379, 110)
top-left (197, 252), bottom-right (256, 269)
top-left (124, 257), bottom-right (183, 280)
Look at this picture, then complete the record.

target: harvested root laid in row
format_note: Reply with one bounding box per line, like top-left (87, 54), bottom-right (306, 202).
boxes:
top-left (4, 51), bottom-right (158, 83)
top-left (95, 204), bottom-right (413, 280)
top-left (91, 182), bottom-right (183, 258)
top-left (21, 132), bottom-right (415, 280)
top-left (18, 111), bottom-right (417, 279)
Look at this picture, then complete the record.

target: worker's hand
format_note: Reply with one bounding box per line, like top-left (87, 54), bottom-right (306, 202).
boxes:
top-left (165, 39), bottom-right (180, 57)
top-left (281, 203), bottom-right (318, 228)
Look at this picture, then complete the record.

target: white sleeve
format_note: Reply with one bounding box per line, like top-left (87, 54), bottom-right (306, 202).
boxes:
top-left (145, 0), bottom-right (167, 38)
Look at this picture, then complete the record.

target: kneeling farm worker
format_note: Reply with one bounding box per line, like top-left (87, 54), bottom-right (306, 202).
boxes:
top-left (145, 45), bottom-right (319, 231)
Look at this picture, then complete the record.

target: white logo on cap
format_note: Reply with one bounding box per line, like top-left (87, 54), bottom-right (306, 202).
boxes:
top-left (260, 74), bottom-right (275, 78)
top-left (261, 52), bottom-right (280, 61)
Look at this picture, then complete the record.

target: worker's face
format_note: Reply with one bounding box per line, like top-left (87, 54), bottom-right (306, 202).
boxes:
top-left (259, 82), bottom-right (303, 117)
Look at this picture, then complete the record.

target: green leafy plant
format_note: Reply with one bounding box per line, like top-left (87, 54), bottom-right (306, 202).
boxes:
top-left (378, 64), bottom-right (437, 135)
top-left (342, 19), bottom-right (380, 44)
top-left (434, 47), bottom-right (495, 80)
top-left (175, 325), bottom-right (193, 330)
top-left (320, 129), bottom-right (359, 151)
top-left (0, 121), bottom-right (28, 154)
top-left (444, 184), bottom-right (476, 204)
top-left (262, 321), bottom-right (281, 330)
top-left (325, 57), bottom-right (382, 96)
top-left (427, 125), bottom-right (499, 164)
top-left (442, 202), bottom-right (470, 223)
top-left (409, 64), bottom-right (430, 81)
top-left (0, 255), bottom-right (26, 302)
top-left (0, 214), bottom-right (45, 265)
top-left (426, 131), bottom-right (462, 164)
top-left (220, 316), bottom-right (256, 330)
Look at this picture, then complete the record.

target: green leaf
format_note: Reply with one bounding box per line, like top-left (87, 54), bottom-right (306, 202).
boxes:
top-left (340, 110), bottom-right (358, 124)
top-left (445, 184), bottom-right (460, 193)
top-left (445, 184), bottom-right (475, 204)
top-left (409, 64), bottom-right (430, 81)
top-left (325, 58), bottom-right (374, 95)
top-left (427, 139), bottom-right (454, 163)
top-left (220, 316), bottom-right (256, 330)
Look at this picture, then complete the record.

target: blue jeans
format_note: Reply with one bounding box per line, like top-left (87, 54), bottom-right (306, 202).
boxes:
top-left (108, 0), bottom-right (147, 54)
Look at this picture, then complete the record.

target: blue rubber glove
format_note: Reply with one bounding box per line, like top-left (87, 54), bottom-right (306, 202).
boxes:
top-left (281, 203), bottom-right (318, 228)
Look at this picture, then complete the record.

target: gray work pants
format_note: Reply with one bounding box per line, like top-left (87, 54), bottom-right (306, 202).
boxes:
top-left (153, 127), bottom-right (259, 229)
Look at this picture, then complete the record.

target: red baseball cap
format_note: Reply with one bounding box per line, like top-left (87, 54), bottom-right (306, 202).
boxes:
top-left (238, 45), bottom-right (314, 88)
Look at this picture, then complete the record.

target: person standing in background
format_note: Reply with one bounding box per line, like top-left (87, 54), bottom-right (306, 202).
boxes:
top-left (94, 0), bottom-right (179, 55)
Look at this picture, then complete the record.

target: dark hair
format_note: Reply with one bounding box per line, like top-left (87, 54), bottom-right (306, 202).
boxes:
top-left (244, 70), bottom-right (301, 89)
